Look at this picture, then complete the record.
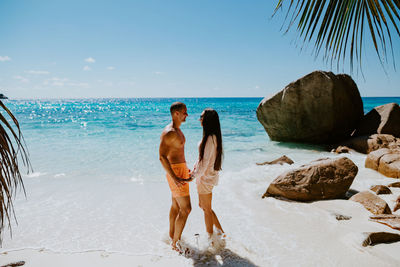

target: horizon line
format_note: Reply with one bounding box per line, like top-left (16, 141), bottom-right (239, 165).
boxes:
top-left (2, 95), bottom-right (400, 101)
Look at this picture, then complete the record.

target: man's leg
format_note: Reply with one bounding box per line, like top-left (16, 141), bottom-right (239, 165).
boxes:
top-left (169, 197), bottom-right (179, 240)
top-left (172, 195), bottom-right (191, 247)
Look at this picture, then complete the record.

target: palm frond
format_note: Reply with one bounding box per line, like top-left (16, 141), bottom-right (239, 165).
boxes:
top-left (0, 100), bottom-right (31, 243)
top-left (274, 0), bottom-right (400, 72)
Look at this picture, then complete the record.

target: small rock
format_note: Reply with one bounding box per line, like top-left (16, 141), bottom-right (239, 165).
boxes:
top-left (1, 261), bottom-right (25, 267)
top-left (394, 196), bottom-right (400, 212)
top-left (344, 188), bottom-right (359, 199)
top-left (362, 232), bottom-right (400, 246)
top-left (333, 213), bottom-right (352, 220)
top-left (350, 191), bottom-right (392, 215)
top-left (365, 148), bottom-right (391, 170)
top-left (342, 134), bottom-right (400, 154)
top-left (388, 182), bottom-right (400, 188)
top-left (331, 146), bottom-right (351, 154)
top-left (379, 152), bottom-right (400, 178)
top-left (370, 185), bottom-right (392, 195)
top-left (256, 155), bottom-right (294, 166)
top-left (365, 148), bottom-right (400, 178)
top-left (370, 214), bottom-right (400, 230)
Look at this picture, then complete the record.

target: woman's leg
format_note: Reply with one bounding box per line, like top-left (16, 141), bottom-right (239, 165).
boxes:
top-left (198, 193), bottom-right (214, 236)
top-left (212, 210), bottom-right (224, 233)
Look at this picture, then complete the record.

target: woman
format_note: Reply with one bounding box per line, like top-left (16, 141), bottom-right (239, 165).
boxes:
top-left (191, 108), bottom-right (224, 241)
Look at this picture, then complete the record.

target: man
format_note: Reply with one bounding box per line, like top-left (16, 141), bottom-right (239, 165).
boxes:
top-left (159, 102), bottom-right (193, 251)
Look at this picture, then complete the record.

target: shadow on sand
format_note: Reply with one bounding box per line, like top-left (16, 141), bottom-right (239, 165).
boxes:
top-left (180, 242), bottom-right (259, 267)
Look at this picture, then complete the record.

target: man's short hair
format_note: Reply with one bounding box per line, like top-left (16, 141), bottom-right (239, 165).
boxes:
top-left (170, 102), bottom-right (186, 114)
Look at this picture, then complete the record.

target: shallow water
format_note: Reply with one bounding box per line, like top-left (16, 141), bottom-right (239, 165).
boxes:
top-left (1, 97), bottom-right (400, 266)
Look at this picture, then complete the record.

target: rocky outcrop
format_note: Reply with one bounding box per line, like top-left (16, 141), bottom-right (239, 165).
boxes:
top-left (262, 157), bottom-right (357, 201)
top-left (365, 148), bottom-right (400, 178)
top-left (350, 191), bottom-right (391, 215)
top-left (0, 93), bottom-right (8, 99)
top-left (370, 214), bottom-right (400, 230)
top-left (256, 71), bottom-right (363, 144)
top-left (362, 232), bottom-right (400, 246)
top-left (256, 155), bottom-right (294, 166)
top-left (370, 185), bottom-right (392, 195)
top-left (341, 134), bottom-right (400, 154)
top-left (353, 103), bottom-right (400, 138)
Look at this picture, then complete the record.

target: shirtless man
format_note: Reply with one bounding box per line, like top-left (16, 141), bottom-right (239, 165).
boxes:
top-left (159, 102), bottom-right (193, 251)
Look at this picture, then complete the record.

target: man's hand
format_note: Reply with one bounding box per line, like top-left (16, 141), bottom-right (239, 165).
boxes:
top-left (187, 174), bottom-right (194, 182)
top-left (174, 176), bottom-right (186, 187)
top-left (176, 175), bottom-right (194, 183)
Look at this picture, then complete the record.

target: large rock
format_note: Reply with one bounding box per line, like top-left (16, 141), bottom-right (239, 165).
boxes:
top-left (262, 157), bottom-right (357, 201)
top-left (256, 71), bottom-right (363, 143)
top-left (370, 215), bottom-right (400, 231)
top-left (365, 148), bottom-right (400, 178)
top-left (353, 103), bottom-right (400, 137)
top-left (341, 134), bottom-right (400, 154)
top-left (350, 191), bottom-right (392, 215)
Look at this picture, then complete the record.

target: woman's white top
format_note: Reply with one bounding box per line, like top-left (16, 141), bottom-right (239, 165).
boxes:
top-left (192, 135), bottom-right (219, 186)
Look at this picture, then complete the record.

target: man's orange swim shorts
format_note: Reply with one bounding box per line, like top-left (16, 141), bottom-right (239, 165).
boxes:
top-left (166, 163), bottom-right (190, 198)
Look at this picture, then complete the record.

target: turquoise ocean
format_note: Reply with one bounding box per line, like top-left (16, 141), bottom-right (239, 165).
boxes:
top-left (1, 97), bottom-right (400, 265)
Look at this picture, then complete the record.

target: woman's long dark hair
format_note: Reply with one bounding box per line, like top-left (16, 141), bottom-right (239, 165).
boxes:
top-left (199, 108), bottom-right (223, 171)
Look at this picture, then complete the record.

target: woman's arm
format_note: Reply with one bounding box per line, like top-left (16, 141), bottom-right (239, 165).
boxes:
top-left (191, 135), bottom-right (216, 179)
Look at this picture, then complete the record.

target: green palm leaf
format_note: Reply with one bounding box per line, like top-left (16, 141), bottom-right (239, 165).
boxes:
top-left (274, 0), bottom-right (400, 72)
top-left (0, 100), bottom-right (31, 243)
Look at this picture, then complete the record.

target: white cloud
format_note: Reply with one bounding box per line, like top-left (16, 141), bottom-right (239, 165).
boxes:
top-left (107, 66), bottom-right (115, 70)
top-left (68, 82), bottom-right (90, 88)
top-left (13, 75), bottom-right (29, 83)
top-left (25, 70), bottom-right (50, 75)
top-left (153, 71), bottom-right (164, 75)
top-left (83, 65), bottom-right (91, 71)
top-left (43, 77), bottom-right (69, 86)
top-left (85, 57), bottom-right (96, 63)
top-left (0, 56), bottom-right (11, 62)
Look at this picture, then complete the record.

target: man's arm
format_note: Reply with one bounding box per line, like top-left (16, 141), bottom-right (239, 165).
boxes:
top-left (159, 131), bottom-right (185, 187)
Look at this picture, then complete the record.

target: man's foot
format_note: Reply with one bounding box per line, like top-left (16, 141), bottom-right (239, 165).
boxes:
top-left (172, 240), bottom-right (192, 256)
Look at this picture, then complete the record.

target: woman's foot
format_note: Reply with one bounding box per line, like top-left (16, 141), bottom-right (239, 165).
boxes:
top-left (215, 228), bottom-right (226, 239)
top-left (207, 233), bottom-right (215, 247)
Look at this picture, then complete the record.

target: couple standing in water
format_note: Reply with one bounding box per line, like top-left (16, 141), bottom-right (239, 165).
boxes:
top-left (159, 102), bottom-right (224, 252)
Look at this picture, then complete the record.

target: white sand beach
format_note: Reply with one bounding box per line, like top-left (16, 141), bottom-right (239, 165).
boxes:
top-left (1, 149), bottom-right (400, 267)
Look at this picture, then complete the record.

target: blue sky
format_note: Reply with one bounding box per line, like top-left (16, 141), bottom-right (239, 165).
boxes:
top-left (0, 0), bottom-right (399, 98)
